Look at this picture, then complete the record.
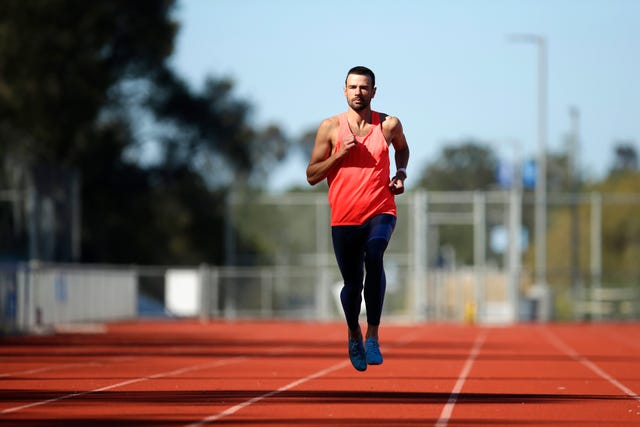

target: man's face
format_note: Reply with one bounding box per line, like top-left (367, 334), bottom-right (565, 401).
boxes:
top-left (344, 74), bottom-right (375, 111)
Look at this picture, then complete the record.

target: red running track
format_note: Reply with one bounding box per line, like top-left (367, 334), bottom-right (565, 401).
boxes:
top-left (1, 320), bottom-right (640, 426)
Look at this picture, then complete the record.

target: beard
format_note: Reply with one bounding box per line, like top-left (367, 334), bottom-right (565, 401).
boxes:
top-left (349, 97), bottom-right (370, 111)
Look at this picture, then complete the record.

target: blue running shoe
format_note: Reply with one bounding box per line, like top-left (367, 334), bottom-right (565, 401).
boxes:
top-left (348, 337), bottom-right (367, 371)
top-left (365, 337), bottom-right (383, 365)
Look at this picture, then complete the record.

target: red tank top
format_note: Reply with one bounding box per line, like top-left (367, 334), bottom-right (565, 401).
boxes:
top-left (326, 111), bottom-right (397, 226)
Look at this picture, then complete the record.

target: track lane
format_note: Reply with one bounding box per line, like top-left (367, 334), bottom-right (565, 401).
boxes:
top-left (2, 321), bottom-right (640, 426)
top-left (196, 324), bottom-right (487, 426)
top-left (446, 324), bottom-right (640, 426)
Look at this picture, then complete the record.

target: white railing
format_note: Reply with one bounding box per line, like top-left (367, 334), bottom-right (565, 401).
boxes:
top-left (13, 263), bottom-right (137, 331)
top-left (1, 260), bottom-right (638, 335)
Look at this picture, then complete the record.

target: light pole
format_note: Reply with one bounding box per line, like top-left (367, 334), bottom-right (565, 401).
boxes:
top-left (508, 34), bottom-right (548, 302)
top-left (507, 140), bottom-right (522, 322)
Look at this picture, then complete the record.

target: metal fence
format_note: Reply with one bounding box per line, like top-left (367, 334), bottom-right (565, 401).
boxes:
top-left (0, 262), bottom-right (137, 333)
top-left (1, 190), bottom-right (639, 335)
top-left (224, 190), bottom-right (640, 323)
top-left (0, 261), bottom-right (510, 335)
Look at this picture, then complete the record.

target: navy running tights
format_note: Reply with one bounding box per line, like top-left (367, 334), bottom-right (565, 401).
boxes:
top-left (331, 214), bottom-right (396, 331)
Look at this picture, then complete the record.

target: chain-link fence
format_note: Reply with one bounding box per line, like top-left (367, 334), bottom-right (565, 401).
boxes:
top-left (2, 190), bottom-right (639, 335)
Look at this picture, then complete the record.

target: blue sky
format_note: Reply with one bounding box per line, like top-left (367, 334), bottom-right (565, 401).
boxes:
top-left (169, 0), bottom-right (639, 191)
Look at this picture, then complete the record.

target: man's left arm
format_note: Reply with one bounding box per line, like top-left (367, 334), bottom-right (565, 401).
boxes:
top-left (387, 117), bottom-right (410, 194)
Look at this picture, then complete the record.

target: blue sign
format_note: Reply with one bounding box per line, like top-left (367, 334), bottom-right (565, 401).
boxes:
top-left (522, 159), bottom-right (536, 189)
top-left (496, 160), bottom-right (512, 189)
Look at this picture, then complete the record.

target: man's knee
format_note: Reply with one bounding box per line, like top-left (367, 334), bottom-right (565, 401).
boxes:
top-left (365, 238), bottom-right (388, 263)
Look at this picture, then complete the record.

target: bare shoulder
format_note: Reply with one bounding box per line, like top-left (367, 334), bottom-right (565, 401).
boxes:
top-left (378, 112), bottom-right (404, 140)
top-left (379, 112), bottom-right (402, 129)
top-left (319, 114), bottom-right (340, 130)
top-left (316, 115), bottom-right (341, 142)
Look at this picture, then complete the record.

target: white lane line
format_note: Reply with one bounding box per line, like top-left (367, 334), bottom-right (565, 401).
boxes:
top-left (185, 360), bottom-right (351, 426)
top-left (0, 357), bottom-right (247, 415)
top-left (435, 331), bottom-right (487, 427)
top-left (0, 361), bottom-right (102, 378)
top-left (542, 327), bottom-right (640, 402)
top-left (0, 356), bottom-right (136, 378)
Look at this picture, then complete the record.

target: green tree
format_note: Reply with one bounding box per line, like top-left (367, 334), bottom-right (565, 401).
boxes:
top-left (591, 172), bottom-right (640, 285)
top-left (414, 141), bottom-right (499, 265)
top-left (0, 0), bottom-right (176, 167)
top-left (146, 68), bottom-right (288, 187)
top-left (0, 1), bottom-right (290, 264)
top-left (1, 0), bottom-right (178, 262)
top-left (610, 142), bottom-right (638, 174)
top-left (543, 171), bottom-right (640, 314)
top-left (416, 141), bottom-right (498, 191)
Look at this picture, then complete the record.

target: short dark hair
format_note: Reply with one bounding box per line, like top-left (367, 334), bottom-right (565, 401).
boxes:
top-left (346, 66), bottom-right (375, 87)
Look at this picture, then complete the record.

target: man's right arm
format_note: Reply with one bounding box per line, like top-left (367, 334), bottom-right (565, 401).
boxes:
top-left (306, 118), bottom-right (348, 185)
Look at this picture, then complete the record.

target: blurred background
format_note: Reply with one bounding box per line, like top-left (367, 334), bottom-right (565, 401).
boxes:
top-left (1, 0), bottom-right (639, 333)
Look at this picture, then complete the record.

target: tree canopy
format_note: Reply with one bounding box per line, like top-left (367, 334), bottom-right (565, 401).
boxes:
top-left (0, 0), bottom-right (289, 264)
top-left (0, 0), bottom-right (176, 167)
top-left (416, 141), bottom-right (498, 191)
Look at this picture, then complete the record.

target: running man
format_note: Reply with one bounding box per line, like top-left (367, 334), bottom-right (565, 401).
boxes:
top-left (306, 66), bottom-right (410, 371)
